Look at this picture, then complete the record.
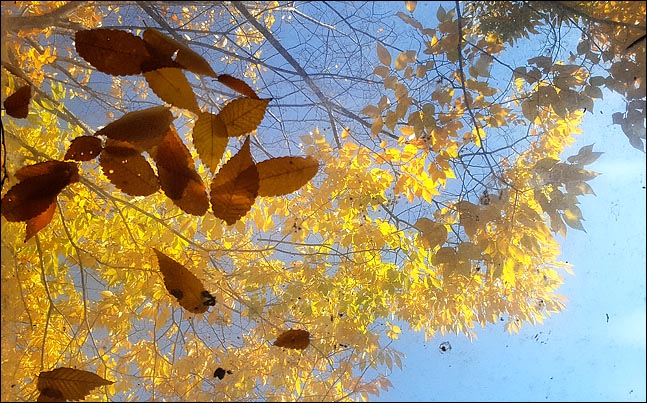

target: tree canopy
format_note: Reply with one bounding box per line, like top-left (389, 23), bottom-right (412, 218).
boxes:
top-left (1, 1), bottom-right (645, 401)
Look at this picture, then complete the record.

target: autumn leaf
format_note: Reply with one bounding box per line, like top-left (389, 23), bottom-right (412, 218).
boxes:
top-left (75, 29), bottom-right (151, 76)
top-left (192, 112), bottom-right (229, 174)
top-left (100, 140), bottom-right (160, 196)
top-left (154, 249), bottom-right (216, 314)
top-left (3, 84), bottom-right (32, 118)
top-left (1, 161), bottom-right (79, 222)
top-left (405, 1), bottom-right (417, 13)
top-left (210, 136), bottom-right (259, 225)
top-left (217, 98), bottom-right (270, 137)
top-left (414, 217), bottom-right (447, 249)
top-left (36, 367), bottom-right (114, 402)
top-left (25, 201), bottom-right (56, 242)
top-left (256, 156), bottom-right (319, 197)
top-left (213, 367), bottom-right (233, 380)
top-left (95, 106), bottom-right (174, 152)
top-left (217, 74), bottom-right (259, 99)
top-left (377, 42), bottom-right (392, 66)
top-left (273, 329), bottom-right (310, 350)
top-left (143, 28), bottom-right (217, 78)
top-left (153, 127), bottom-right (209, 216)
top-left (144, 68), bottom-right (200, 114)
top-left (64, 136), bottom-right (103, 161)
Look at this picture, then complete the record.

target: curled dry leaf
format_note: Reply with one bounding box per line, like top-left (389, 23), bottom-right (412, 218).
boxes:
top-left (143, 28), bottom-right (217, 78)
top-left (75, 29), bottom-right (151, 76)
top-left (144, 67), bottom-right (200, 114)
top-left (216, 98), bottom-right (270, 137)
top-left (210, 136), bottom-right (259, 225)
top-left (1, 160), bottom-right (79, 223)
top-left (273, 329), bottom-right (310, 350)
top-left (3, 84), bottom-right (32, 118)
top-left (256, 156), bottom-right (319, 197)
top-left (36, 367), bottom-right (114, 402)
top-left (192, 112), bottom-right (229, 174)
top-left (100, 140), bottom-right (160, 196)
top-left (95, 106), bottom-right (173, 152)
top-left (64, 136), bottom-right (103, 161)
top-left (153, 126), bottom-right (209, 216)
top-left (154, 248), bottom-right (216, 314)
top-left (217, 74), bottom-right (259, 99)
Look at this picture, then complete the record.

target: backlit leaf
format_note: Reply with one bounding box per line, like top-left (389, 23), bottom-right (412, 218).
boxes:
top-left (395, 50), bottom-right (417, 71)
top-left (100, 141), bottom-right (160, 196)
top-left (143, 28), bottom-right (217, 78)
top-left (154, 248), bottom-right (216, 314)
top-left (273, 329), bottom-right (310, 350)
top-left (95, 106), bottom-right (173, 151)
top-left (4, 84), bottom-right (32, 118)
top-left (217, 98), bottom-right (270, 137)
top-left (75, 29), bottom-right (150, 76)
top-left (217, 74), bottom-right (259, 99)
top-left (210, 137), bottom-right (259, 225)
top-left (257, 156), bottom-right (319, 197)
top-left (144, 68), bottom-right (200, 113)
top-left (64, 136), bottom-right (103, 161)
top-left (405, 1), bottom-right (417, 13)
top-left (414, 217), bottom-right (447, 249)
top-left (25, 200), bottom-right (56, 242)
top-left (37, 367), bottom-right (114, 402)
top-left (192, 112), bottom-right (229, 174)
top-left (377, 42), bottom-right (392, 66)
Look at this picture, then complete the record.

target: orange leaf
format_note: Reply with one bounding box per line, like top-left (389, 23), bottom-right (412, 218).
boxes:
top-left (3, 85), bottom-right (32, 118)
top-left (256, 156), bottom-right (319, 197)
top-left (1, 161), bottom-right (79, 222)
top-left (210, 137), bottom-right (259, 225)
top-left (153, 127), bottom-right (209, 216)
top-left (192, 112), bottom-right (229, 174)
top-left (217, 74), bottom-right (259, 99)
top-left (95, 106), bottom-right (173, 151)
top-left (273, 329), bottom-right (310, 350)
top-left (25, 200), bottom-right (56, 242)
top-left (64, 136), bottom-right (103, 161)
top-left (75, 29), bottom-right (150, 76)
top-left (143, 28), bottom-right (217, 78)
top-left (217, 98), bottom-right (270, 137)
top-left (144, 68), bottom-right (200, 113)
top-left (154, 249), bottom-right (216, 314)
top-left (37, 367), bottom-right (113, 402)
top-left (100, 141), bottom-right (160, 196)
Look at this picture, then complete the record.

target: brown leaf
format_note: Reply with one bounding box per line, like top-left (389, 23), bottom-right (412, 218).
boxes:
top-left (75, 29), bottom-right (150, 76)
top-left (154, 249), bottom-right (215, 314)
top-left (377, 42), bottom-right (392, 67)
top-left (37, 367), bottom-right (114, 402)
top-left (3, 85), bottom-right (32, 118)
top-left (210, 137), bottom-right (259, 225)
top-left (217, 74), bottom-right (259, 99)
top-left (100, 141), bottom-right (160, 196)
top-left (143, 28), bottom-right (217, 78)
top-left (1, 161), bottom-right (79, 222)
top-left (25, 200), bottom-right (56, 242)
top-left (153, 127), bottom-right (209, 216)
top-left (192, 112), bottom-right (229, 174)
top-left (273, 329), bottom-right (310, 350)
top-left (64, 136), bottom-right (103, 161)
top-left (144, 68), bottom-right (200, 113)
top-left (256, 156), bottom-right (319, 197)
top-left (217, 98), bottom-right (270, 137)
top-left (95, 106), bottom-right (173, 152)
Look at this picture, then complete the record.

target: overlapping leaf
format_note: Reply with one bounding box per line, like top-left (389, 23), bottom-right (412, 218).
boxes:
top-left (210, 136), bottom-right (259, 225)
top-left (95, 106), bottom-right (173, 151)
top-left (273, 329), bottom-right (310, 350)
top-left (25, 201), bottom-right (56, 243)
top-left (256, 156), bottom-right (319, 197)
top-left (36, 367), bottom-right (113, 402)
top-left (192, 112), bottom-right (229, 174)
top-left (414, 217), bottom-right (447, 249)
top-left (3, 84), bottom-right (32, 118)
top-left (143, 28), bottom-right (217, 78)
top-left (154, 249), bottom-right (216, 314)
top-left (216, 98), bottom-right (270, 137)
top-left (99, 140), bottom-right (160, 196)
top-left (153, 126), bottom-right (209, 216)
top-left (64, 136), bottom-right (103, 161)
top-left (144, 68), bottom-right (200, 113)
top-left (75, 29), bottom-right (151, 76)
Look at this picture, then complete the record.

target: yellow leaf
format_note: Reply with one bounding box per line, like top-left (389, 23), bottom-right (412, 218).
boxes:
top-left (395, 50), bottom-right (416, 71)
top-left (405, 1), bottom-right (417, 13)
top-left (217, 98), bottom-right (270, 137)
top-left (144, 68), bottom-right (200, 113)
top-left (257, 156), bottom-right (319, 197)
top-left (192, 112), bottom-right (229, 174)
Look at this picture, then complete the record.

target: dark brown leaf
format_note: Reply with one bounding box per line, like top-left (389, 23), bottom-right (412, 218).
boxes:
top-left (64, 136), bottom-right (103, 161)
top-left (75, 29), bottom-right (150, 76)
top-left (25, 200), bottom-right (56, 242)
top-left (4, 85), bottom-right (32, 118)
top-left (143, 28), bottom-right (217, 78)
top-left (95, 106), bottom-right (173, 152)
top-left (273, 329), bottom-right (310, 350)
top-left (100, 141), bottom-right (160, 196)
